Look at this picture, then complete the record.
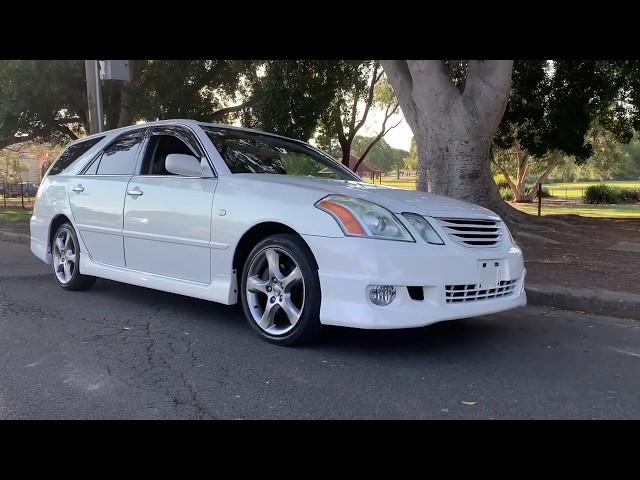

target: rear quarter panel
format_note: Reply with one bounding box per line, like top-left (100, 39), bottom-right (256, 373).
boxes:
top-left (30, 175), bottom-right (73, 263)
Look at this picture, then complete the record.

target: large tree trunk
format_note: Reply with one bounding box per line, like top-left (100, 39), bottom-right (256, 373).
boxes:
top-left (382, 60), bottom-right (523, 221)
top-left (339, 139), bottom-right (352, 168)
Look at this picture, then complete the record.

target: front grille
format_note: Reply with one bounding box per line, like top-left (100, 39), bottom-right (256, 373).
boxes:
top-left (436, 218), bottom-right (503, 247)
top-left (445, 280), bottom-right (517, 303)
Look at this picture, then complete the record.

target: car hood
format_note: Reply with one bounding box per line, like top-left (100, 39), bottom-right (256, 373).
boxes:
top-left (232, 174), bottom-right (500, 220)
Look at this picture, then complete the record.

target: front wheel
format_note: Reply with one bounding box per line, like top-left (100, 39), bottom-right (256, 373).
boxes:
top-left (240, 234), bottom-right (321, 346)
top-left (51, 223), bottom-right (96, 291)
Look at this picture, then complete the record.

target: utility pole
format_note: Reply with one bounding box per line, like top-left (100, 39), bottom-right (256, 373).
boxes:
top-left (84, 60), bottom-right (104, 134)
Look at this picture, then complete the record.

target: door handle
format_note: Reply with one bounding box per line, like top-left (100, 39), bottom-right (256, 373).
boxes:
top-left (127, 188), bottom-right (143, 196)
top-left (72, 185), bottom-right (84, 192)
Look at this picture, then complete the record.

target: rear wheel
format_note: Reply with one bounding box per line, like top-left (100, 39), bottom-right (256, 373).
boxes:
top-left (51, 223), bottom-right (96, 291)
top-left (240, 234), bottom-right (321, 346)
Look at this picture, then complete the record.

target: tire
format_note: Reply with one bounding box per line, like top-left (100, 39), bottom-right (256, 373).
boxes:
top-left (240, 233), bottom-right (321, 346)
top-left (51, 222), bottom-right (97, 291)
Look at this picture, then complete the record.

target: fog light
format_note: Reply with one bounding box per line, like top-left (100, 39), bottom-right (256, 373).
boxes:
top-left (368, 285), bottom-right (396, 306)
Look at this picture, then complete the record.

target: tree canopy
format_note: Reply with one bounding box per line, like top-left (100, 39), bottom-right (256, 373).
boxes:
top-left (0, 60), bottom-right (87, 149)
top-left (0, 60), bottom-right (259, 149)
top-left (242, 60), bottom-right (354, 141)
top-left (492, 60), bottom-right (640, 201)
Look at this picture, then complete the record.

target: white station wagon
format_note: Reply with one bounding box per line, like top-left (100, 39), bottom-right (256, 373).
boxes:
top-left (30, 120), bottom-right (526, 345)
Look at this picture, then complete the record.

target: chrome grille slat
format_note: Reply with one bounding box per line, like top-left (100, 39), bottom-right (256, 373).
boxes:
top-left (445, 280), bottom-right (517, 303)
top-left (437, 217), bottom-right (503, 248)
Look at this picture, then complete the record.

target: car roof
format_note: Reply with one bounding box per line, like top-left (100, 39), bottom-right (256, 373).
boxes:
top-left (75, 119), bottom-right (312, 148)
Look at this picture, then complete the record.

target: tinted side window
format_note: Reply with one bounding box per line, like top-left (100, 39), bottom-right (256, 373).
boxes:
top-left (94, 131), bottom-right (145, 175)
top-left (48, 136), bottom-right (105, 175)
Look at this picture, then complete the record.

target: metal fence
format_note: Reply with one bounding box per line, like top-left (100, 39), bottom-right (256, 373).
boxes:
top-left (1, 180), bottom-right (38, 209)
top-left (545, 186), bottom-right (585, 200)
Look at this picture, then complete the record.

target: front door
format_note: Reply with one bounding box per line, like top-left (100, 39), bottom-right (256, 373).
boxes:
top-left (69, 129), bottom-right (146, 267)
top-left (122, 126), bottom-right (217, 284)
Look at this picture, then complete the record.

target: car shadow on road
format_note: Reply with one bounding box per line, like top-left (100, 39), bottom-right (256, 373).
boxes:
top-left (91, 278), bottom-right (513, 356)
top-left (317, 318), bottom-right (509, 354)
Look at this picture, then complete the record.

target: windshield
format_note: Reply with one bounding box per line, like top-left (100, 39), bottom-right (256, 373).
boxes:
top-left (202, 126), bottom-right (359, 181)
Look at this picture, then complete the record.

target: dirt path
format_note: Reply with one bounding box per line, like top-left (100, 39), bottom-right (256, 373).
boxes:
top-left (515, 216), bottom-right (640, 295)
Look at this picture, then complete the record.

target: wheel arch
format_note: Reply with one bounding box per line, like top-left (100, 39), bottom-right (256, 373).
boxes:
top-left (232, 221), bottom-right (319, 275)
top-left (48, 214), bottom-right (73, 250)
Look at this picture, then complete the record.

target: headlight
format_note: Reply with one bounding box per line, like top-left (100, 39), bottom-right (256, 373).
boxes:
top-left (315, 194), bottom-right (414, 242)
top-left (402, 213), bottom-right (445, 245)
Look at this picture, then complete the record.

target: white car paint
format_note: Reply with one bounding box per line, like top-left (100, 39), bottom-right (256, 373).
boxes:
top-left (30, 119), bottom-right (526, 330)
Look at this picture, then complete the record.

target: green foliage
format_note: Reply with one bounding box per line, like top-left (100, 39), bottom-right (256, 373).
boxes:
top-left (0, 60), bottom-right (86, 147)
top-left (131, 60), bottom-right (257, 123)
top-left (314, 62), bottom-right (402, 164)
top-left (552, 131), bottom-right (640, 182)
top-left (348, 136), bottom-right (407, 172)
top-left (618, 188), bottom-right (640, 203)
top-left (495, 60), bottom-right (640, 166)
top-left (493, 173), bottom-right (511, 190)
top-left (540, 187), bottom-right (552, 198)
top-left (404, 137), bottom-right (418, 171)
top-left (584, 185), bottom-right (620, 203)
top-left (493, 173), bottom-right (507, 185)
top-left (443, 61), bottom-right (468, 92)
top-left (0, 148), bottom-right (25, 182)
top-left (583, 184), bottom-right (640, 204)
top-left (499, 186), bottom-right (515, 201)
top-left (616, 137), bottom-right (640, 179)
top-left (246, 60), bottom-right (363, 141)
top-left (0, 60), bottom-right (259, 149)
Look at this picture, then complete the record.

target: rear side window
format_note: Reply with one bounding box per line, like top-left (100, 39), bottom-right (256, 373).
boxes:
top-left (48, 136), bottom-right (105, 175)
top-left (86, 130), bottom-right (145, 175)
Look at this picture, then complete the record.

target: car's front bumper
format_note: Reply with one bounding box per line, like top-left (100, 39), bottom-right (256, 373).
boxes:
top-left (303, 235), bottom-right (526, 329)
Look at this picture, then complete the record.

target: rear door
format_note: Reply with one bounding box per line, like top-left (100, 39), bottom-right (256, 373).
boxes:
top-left (68, 129), bottom-right (146, 267)
top-left (122, 125), bottom-right (217, 283)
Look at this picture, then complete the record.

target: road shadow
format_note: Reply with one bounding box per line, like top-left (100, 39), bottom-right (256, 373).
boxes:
top-left (89, 278), bottom-right (514, 357)
top-left (91, 278), bottom-right (241, 324)
top-left (315, 317), bottom-right (509, 354)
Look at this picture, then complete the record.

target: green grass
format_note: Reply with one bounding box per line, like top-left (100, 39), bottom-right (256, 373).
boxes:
top-left (513, 203), bottom-right (640, 218)
top-left (0, 208), bottom-right (32, 223)
top-left (372, 177), bottom-right (417, 190)
top-left (374, 177), bottom-right (640, 196)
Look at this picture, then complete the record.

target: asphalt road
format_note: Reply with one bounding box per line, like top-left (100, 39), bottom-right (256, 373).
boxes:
top-left (1, 240), bottom-right (639, 419)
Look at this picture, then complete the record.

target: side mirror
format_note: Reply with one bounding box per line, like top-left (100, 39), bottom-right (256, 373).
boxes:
top-left (165, 153), bottom-right (209, 177)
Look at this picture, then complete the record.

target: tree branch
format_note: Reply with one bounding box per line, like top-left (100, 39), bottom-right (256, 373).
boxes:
top-left (524, 153), bottom-right (562, 200)
top-left (56, 117), bottom-right (82, 125)
top-left (498, 167), bottom-right (517, 192)
top-left (333, 106), bottom-right (347, 147)
top-left (350, 61), bottom-right (380, 139)
top-left (0, 135), bottom-right (29, 151)
top-left (353, 102), bottom-right (401, 172)
top-left (406, 60), bottom-right (461, 116)
top-left (463, 60), bottom-right (514, 130)
top-left (56, 124), bottom-right (79, 140)
top-left (211, 100), bottom-right (252, 120)
top-left (386, 116), bottom-right (403, 133)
